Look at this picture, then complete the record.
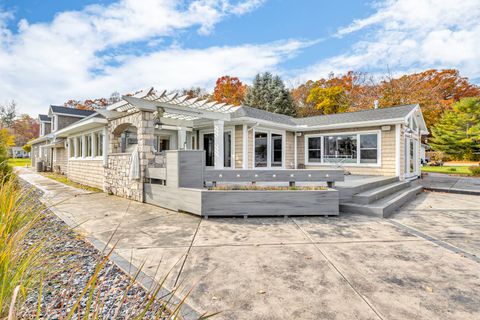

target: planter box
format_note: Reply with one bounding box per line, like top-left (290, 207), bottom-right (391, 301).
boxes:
top-left (144, 184), bottom-right (339, 217)
top-left (201, 189), bottom-right (338, 216)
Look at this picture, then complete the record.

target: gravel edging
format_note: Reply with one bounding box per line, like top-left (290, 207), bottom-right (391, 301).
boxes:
top-left (18, 178), bottom-right (201, 320)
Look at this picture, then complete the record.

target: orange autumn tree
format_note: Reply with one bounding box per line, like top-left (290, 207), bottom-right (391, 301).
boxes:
top-left (293, 69), bottom-right (480, 129)
top-left (213, 76), bottom-right (246, 106)
top-left (376, 69), bottom-right (480, 128)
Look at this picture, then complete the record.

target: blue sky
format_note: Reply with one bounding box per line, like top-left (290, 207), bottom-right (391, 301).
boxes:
top-left (0, 0), bottom-right (479, 115)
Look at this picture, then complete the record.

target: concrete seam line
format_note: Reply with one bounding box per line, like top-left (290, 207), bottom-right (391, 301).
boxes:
top-left (290, 218), bottom-right (385, 320)
top-left (174, 217), bottom-right (203, 287)
top-left (387, 220), bottom-right (480, 264)
top-left (423, 187), bottom-right (480, 196)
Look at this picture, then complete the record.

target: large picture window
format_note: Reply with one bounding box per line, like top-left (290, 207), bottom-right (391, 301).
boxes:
top-left (324, 135), bottom-right (357, 164)
top-left (306, 132), bottom-right (379, 166)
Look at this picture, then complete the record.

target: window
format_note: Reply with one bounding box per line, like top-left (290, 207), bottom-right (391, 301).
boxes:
top-left (153, 135), bottom-right (170, 153)
top-left (224, 131), bottom-right (232, 167)
top-left (76, 137), bottom-right (82, 157)
top-left (254, 130), bottom-right (284, 168)
top-left (254, 132), bottom-right (268, 167)
top-left (202, 131), bottom-right (233, 167)
top-left (69, 139), bottom-right (74, 157)
top-left (360, 134), bottom-right (378, 164)
top-left (271, 134), bottom-right (283, 167)
top-left (306, 132), bottom-right (379, 165)
top-left (96, 133), bottom-right (103, 157)
top-left (324, 135), bottom-right (357, 164)
top-left (307, 137), bottom-right (322, 163)
top-left (86, 135), bottom-right (92, 157)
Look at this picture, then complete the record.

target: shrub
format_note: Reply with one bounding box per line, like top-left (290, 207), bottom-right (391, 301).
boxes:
top-left (469, 166), bottom-right (480, 176)
top-left (448, 167), bottom-right (457, 172)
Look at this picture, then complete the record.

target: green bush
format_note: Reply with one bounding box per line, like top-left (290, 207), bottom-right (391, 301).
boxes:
top-left (448, 167), bottom-right (457, 172)
top-left (469, 166), bottom-right (480, 176)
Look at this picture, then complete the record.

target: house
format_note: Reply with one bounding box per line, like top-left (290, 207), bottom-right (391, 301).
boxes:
top-left (30, 106), bottom-right (96, 172)
top-left (31, 88), bottom-right (428, 217)
top-left (8, 146), bottom-right (30, 158)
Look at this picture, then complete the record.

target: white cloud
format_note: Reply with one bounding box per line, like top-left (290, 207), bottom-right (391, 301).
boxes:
top-left (0, 0), bottom-right (304, 115)
top-left (297, 0), bottom-right (480, 82)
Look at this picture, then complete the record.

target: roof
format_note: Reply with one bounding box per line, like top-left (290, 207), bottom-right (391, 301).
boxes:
top-left (232, 106), bottom-right (296, 125)
top-left (38, 114), bottom-right (51, 122)
top-left (49, 105), bottom-right (96, 117)
top-left (294, 104), bottom-right (418, 126)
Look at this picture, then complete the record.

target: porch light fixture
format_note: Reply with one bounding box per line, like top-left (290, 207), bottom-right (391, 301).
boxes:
top-left (272, 174), bottom-right (276, 178)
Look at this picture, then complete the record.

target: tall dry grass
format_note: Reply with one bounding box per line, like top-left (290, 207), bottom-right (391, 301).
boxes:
top-left (0, 176), bottom-right (42, 318)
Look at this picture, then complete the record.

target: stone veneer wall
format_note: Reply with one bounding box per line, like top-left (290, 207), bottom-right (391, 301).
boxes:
top-left (104, 110), bottom-right (155, 202)
top-left (67, 160), bottom-right (104, 190)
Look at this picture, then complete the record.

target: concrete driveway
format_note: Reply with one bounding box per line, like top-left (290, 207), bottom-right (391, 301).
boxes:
top-left (19, 170), bottom-right (480, 320)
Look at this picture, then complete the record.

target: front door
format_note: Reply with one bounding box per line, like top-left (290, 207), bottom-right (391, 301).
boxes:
top-left (405, 137), bottom-right (418, 178)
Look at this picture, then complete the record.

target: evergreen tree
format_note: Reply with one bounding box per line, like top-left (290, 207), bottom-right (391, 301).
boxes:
top-left (244, 72), bottom-right (296, 116)
top-left (430, 97), bottom-right (480, 160)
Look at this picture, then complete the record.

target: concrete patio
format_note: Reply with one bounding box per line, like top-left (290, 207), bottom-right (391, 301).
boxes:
top-left (18, 169), bottom-right (480, 320)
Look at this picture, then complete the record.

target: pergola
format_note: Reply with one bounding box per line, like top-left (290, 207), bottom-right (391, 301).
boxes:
top-left (108, 88), bottom-right (240, 169)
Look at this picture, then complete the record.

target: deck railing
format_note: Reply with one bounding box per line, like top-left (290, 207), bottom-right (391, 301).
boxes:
top-left (145, 150), bottom-right (345, 188)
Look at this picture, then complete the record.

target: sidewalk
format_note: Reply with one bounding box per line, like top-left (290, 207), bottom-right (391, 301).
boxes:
top-left (420, 172), bottom-right (480, 195)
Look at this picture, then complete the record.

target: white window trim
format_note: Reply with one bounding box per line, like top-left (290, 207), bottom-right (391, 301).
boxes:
top-left (199, 126), bottom-right (235, 169)
top-left (252, 127), bottom-right (286, 169)
top-left (68, 128), bottom-right (104, 161)
top-left (304, 130), bottom-right (382, 167)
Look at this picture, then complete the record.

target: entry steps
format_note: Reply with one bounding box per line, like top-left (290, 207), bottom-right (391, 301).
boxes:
top-left (339, 177), bottom-right (423, 218)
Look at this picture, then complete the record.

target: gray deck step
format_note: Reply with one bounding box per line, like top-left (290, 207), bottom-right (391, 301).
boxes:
top-left (340, 185), bottom-right (423, 218)
top-left (352, 181), bottom-right (410, 205)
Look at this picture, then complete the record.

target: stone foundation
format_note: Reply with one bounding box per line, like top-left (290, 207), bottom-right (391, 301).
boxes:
top-left (67, 160), bottom-right (104, 190)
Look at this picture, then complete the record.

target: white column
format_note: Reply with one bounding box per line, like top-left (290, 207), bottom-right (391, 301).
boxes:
top-left (82, 135), bottom-right (86, 158)
top-left (294, 132), bottom-right (298, 169)
top-left (103, 127), bottom-right (109, 166)
top-left (242, 124), bottom-right (248, 169)
top-left (91, 132), bottom-right (96, 157)
top-left (395, 124), bottom-right (401, 178)
top-left (177, 127), bottom-right (187, 150)
top-left (214, 120), bottom-right (224, 169)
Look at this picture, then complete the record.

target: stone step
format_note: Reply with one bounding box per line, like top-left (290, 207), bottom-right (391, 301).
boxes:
top-left (340, 185), bottom-right (423, 218)
top-left (352, 181), bottom-right (410, 205)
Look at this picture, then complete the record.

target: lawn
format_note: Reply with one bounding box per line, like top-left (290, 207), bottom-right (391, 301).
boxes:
top-left (421, 165), bottom-right (474, 175)
top-left (7, 158), bottom-right (30, 167)
top-left (41, 172), bottom-right (102, 192)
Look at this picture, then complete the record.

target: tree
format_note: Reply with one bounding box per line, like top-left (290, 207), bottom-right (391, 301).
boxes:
top-left (0, 100), bottom-right (17, 128)
top-left (175, 87), bottom-right (210, 100)
top-left (0, 128), bottom-right (15, 178)
top-left (244, 72), bottom-right (296, 116)
top-left (376, 69), bottom-right (480, 129)
top-left (11, 114), bottom-right (40, 146)
top-left (430, 98), bottom-right (480, 160)
top-left (22, 144), bottom-right (31, 153)
top-left (64, 95), bottom-right (114, 110)
top-left (306, 86), bottom-right (350, 115)
top-left (213, 76), bottom-right (246, 105)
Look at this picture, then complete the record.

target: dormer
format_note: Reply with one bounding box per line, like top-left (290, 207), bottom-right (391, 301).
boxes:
top-left (48, 105), bottom-right (96, 132)
top-left (38, 114), bottom-right (52, 136)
